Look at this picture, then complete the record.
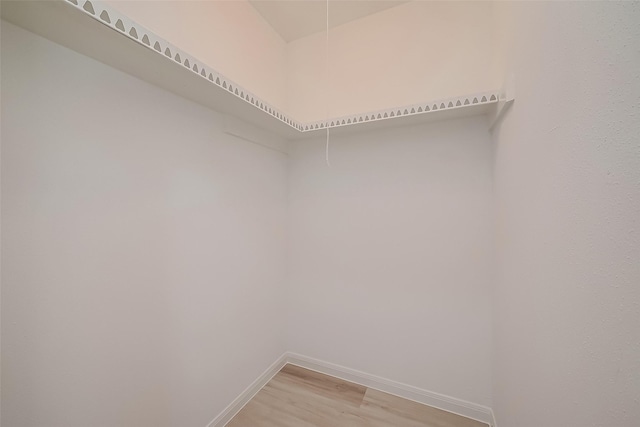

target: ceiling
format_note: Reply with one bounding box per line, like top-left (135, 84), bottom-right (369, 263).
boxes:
top-left (249, 0), bottom-right (409, 42)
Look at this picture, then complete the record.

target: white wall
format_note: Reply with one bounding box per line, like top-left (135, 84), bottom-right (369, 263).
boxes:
top-left (286, 1), bottom-right (496, 123)
top-left (491, 2), bottom-right (640, 426)
top-left (1, 21), bottom-right (287, 427)
top-left (107, 0), bottom-right (288, 112)
top-left (287, 117), bottom-right (494, 407)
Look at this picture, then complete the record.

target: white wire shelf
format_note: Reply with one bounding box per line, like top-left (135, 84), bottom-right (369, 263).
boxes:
top-left (2, 0), bottom-right (501, 139)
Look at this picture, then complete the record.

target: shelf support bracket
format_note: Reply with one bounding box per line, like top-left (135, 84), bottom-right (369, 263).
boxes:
top-left (489, 74), bottom-right (515, 132)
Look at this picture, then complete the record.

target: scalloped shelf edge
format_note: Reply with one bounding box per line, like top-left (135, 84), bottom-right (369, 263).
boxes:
top-left (301, 91), bottom-right (499, 137)
top-left (2, 0), bottom-right (501, 139)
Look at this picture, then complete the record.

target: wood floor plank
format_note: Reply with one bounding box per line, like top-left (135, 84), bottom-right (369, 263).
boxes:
top-left (278, 364), bottom-right (367, 407)
top-left (360, 388), bottom-right (487, 427)
top-left (226, 364), bottom-right (489, 427)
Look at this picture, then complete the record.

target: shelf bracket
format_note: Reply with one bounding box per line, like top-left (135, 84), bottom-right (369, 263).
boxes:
top-left (489, 74), bottom-right (515, 131)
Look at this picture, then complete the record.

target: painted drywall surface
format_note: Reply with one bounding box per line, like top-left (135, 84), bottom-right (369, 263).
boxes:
top-left (287, 117), bottom-right (494, 407)
top-left (107, 0), bottom-right (288, 112)
top-left (1, 21), bottom-right (287, 427)
top-left (491, 2), bottom-right (640, 426)
top-left (286, 1), bottom-right (496, 123)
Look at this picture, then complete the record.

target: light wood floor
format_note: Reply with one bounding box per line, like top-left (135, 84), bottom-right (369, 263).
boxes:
top-left (226, 364), bottom-right (488, 427)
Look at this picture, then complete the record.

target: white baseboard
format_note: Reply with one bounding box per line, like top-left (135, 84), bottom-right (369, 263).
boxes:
top-left (206, 352), bottom-right (289, 427)
top-left (206, 351), bottom-right (495, 427)
top-left (285, 352), bottom-right (494, 426)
